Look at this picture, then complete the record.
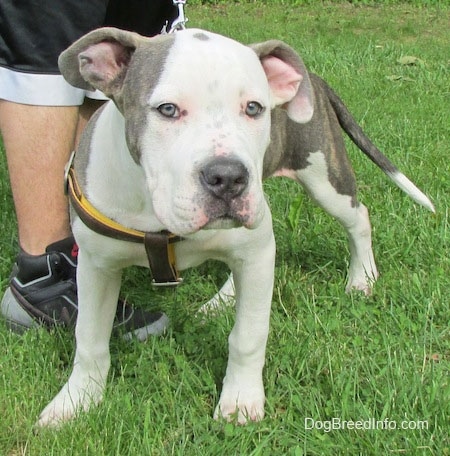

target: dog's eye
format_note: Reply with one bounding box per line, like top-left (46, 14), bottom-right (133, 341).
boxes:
top-left (245, 101), bottom-right (265, 118)
top-left (157, 103), bottom-right (180, 118)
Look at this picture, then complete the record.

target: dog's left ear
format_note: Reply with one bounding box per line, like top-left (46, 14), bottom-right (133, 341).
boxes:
top-left (250, 41), bottom-right (314, 123)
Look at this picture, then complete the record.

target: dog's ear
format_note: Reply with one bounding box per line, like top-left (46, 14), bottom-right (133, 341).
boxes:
top-left (58, 27), bottom-right (145, 97)
top-left (250, 40), bottom-right (314, 123)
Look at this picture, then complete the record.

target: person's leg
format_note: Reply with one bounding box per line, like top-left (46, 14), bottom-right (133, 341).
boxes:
top-left (0, 0), bottom-right (172, 337)
top-left (0, 101), bottom-right (78, 255)
top-left (0, 97), bottom-right (170, 337)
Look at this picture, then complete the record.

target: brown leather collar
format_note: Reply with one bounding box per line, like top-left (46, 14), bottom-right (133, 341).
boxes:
top-left (65, 155), bottom-right (183, 287)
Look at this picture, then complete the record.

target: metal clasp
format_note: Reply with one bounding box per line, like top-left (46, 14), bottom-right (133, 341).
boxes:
top-left (161, 0), bottom-right (188, 34)
top-left (64, 150), bottom-right (76, 195)
top-left (152, 278), bottom-right (184, 288)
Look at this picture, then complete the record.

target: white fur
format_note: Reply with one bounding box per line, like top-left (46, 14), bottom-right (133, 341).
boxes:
top-left (139, 32), bottom-right (273, 236)
top-left (387, 171), bottom-right (435, 213)
top-left (37, 29), bottom-right (292, 427)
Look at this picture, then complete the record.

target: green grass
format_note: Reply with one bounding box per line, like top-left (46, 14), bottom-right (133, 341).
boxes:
top-left (1, 2), bottom-right (449, 455)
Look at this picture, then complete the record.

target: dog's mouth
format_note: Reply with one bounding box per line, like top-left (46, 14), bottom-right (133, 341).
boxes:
top-left (202, 214), bottom-right (244, 230)
top-left (152, 195), bottom-right (256, 237)
top-left (199, 197), bottom-right (259, 231)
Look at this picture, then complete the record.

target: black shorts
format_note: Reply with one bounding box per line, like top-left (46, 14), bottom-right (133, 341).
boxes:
top-left (0, 0), bottom-right (177, 105)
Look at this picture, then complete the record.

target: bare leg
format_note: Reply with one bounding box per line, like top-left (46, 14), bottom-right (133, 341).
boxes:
top-left (0, 99), bottom-right (105, 255)
top-left (0, 101), bottom-right (78, 254)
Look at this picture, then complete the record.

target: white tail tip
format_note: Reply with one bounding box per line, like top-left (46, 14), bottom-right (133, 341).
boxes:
top-left (388, 171), bottom-right (435, 213)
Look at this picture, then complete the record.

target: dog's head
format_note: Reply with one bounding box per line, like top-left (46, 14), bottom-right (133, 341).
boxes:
top-left (60, 28), bottom-right (313, 236)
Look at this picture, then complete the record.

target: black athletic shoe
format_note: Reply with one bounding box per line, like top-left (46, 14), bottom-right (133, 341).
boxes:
top-left (1, 237), bottom-right (169, 340)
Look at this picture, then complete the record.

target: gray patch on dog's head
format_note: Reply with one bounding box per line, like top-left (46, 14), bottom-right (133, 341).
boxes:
top-left (120, 34), bottom-right (176, 164)
top-left (193, 32), bottom-right (210, 41)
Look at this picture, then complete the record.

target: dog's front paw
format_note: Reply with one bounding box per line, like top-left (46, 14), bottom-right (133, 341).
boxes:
top-left (36, 378), bottom-right (104, 428)
top-left (214, 381), bottom-right (265, 424)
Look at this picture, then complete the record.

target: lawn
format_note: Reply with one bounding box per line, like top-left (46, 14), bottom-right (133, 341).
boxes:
top-left (0, 1), bottom-right (449, 455)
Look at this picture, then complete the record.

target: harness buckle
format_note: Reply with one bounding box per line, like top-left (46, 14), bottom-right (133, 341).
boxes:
top-left (151, 278), bottom-right (184, 288)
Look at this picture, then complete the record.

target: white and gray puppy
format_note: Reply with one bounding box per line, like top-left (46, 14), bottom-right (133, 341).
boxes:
top-left (37, 28), bottom-right (433, 427)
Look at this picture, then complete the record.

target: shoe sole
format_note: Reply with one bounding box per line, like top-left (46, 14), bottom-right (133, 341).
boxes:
top-left (1, 287), bottom-right (39, 332)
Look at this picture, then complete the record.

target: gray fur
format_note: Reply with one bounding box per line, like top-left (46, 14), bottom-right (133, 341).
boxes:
top-left (264, 74), bottom-right (357, 201)
top-left (120, 36), bottom-right (175, 163)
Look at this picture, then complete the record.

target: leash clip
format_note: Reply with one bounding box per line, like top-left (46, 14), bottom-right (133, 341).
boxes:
top-left (161, 0), bottom-right (188, 34)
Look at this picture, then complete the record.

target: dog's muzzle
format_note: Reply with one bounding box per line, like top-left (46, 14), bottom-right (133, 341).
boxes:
top-left (198, 157), bottom-right (256, 229)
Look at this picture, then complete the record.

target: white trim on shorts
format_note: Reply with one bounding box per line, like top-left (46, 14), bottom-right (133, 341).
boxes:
top-left (0, 66), bottom-right (108, 106)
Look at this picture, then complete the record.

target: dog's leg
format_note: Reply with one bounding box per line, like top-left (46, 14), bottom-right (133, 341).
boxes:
top-left (295, 151), bottom-right (378, 295)
top-left (342, 203), bottom-right (378, 294)
top-left (339, 203), bottom-right (378, 294)
top-left (37, 249), bottom-right (122, 427)
top-left (197, 274), bottom-right (235, 315)
top-left (214, 229), bottom-right (275, 424)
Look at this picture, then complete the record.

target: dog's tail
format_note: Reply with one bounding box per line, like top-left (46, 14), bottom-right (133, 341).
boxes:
top-left (315, 75), bottom-right (435, 213)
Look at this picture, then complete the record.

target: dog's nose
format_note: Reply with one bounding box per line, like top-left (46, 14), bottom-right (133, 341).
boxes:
top-left (200, 158), bottom-right (249, 201)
